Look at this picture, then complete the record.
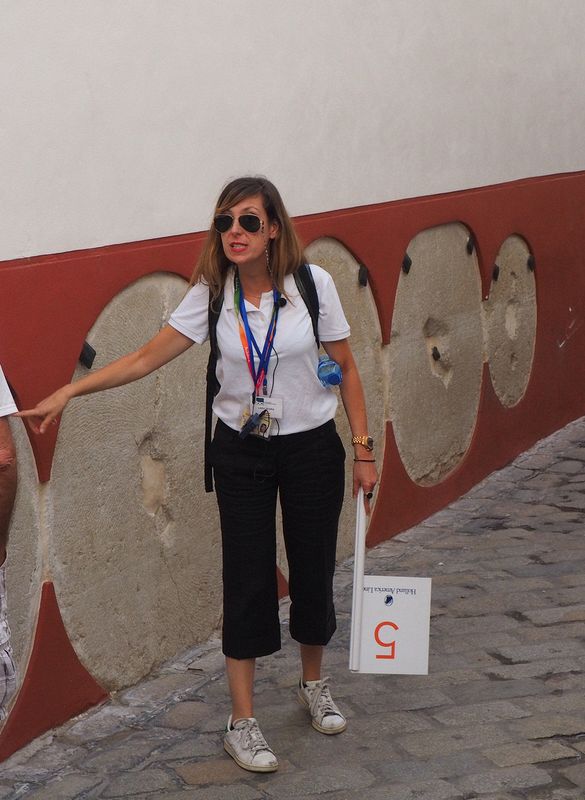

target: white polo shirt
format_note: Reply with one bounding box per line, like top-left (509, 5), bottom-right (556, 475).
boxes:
top-left (0, 365), bottom-right (17, 418)
top-left (169, 264), bottom-right (350, 434)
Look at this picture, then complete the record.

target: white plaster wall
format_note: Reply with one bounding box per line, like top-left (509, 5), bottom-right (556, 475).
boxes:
top-left (1, 0), bottom-right (584, 260)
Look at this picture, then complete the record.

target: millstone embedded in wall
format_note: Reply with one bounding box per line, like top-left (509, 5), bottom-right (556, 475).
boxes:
top-left (389, 224), bottom-right (483, 485)
top-left (484, 236), bottom-right (537, 407)
top-left (304, 238), bottom-right (384, 564)
top-left (48, 274), bottom-right (221, 690)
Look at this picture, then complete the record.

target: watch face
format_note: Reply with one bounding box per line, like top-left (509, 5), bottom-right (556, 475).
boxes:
top-left (366, 436), bottom-right (374, 451)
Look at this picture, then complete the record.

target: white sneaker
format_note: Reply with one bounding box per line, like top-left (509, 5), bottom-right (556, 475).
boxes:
top-left (224, 715), bottom-right (278, 773)
top-left (298, 676), bottom-right (347, 734)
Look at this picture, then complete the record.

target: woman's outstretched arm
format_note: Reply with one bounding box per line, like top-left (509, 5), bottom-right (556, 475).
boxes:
top-left (16, 326), bottom-right (194, 434)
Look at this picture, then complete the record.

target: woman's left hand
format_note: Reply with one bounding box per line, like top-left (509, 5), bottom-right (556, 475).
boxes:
top-left (353, 459), bottom-right (378, 515)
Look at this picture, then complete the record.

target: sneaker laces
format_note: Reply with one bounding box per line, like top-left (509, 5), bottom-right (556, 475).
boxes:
top-left (307, 676), bottom-right (339, 720)
top-left (238, 718), bottom-right (273, 756)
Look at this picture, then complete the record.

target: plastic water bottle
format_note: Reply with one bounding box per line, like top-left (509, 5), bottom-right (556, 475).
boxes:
top-left (318, 354), bottom-right (342, 387)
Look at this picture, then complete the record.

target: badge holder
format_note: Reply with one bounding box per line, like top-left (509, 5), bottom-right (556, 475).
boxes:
top-left (239, 408), bottom-right (272, 439)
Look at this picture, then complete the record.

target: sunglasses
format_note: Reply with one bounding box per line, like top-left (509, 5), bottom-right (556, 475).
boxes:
top-left (213, 213), bottom-right (263, 234)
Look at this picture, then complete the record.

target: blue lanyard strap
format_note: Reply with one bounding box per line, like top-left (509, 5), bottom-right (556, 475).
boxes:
top-left (234, 273), bottom-right (281, 396)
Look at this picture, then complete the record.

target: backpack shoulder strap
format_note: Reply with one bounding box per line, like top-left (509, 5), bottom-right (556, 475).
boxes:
top-left (294, 263), bottom-right (320, 347)
top-left (204, 291), bottom-right (223, 492)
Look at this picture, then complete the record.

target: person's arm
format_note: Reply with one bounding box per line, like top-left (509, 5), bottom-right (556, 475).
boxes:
top-left (321, 338), bottom-right (378, 513)
top-left (16, 325), bottom-right (194, 435)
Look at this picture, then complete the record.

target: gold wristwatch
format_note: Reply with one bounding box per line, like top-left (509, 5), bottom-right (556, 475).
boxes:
top-left (351, 435), bottom-right (374, 451)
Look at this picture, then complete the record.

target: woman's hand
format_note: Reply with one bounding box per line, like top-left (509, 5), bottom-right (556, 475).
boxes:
top-left (15, 386), bottom-right (72, 434)
top-left (15, 326), bottom-right (194, 436)
top-left (353, 459), bottom-right (378, 515)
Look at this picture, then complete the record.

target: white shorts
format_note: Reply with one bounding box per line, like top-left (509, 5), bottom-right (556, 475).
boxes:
top-left (0, 365), bottom-right (17, 418)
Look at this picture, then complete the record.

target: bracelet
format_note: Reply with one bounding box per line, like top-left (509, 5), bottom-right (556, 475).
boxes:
top-left (354, 458), bottom-right (376, 463)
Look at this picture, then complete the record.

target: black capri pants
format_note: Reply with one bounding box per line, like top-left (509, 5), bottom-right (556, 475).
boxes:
top-left (209, 418), bottom-right (345, 659)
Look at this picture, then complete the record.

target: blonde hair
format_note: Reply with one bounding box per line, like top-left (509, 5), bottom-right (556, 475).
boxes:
top-left (190, 176), bottom-right (305, 302)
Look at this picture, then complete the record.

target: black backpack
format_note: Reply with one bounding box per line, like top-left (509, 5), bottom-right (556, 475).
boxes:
top-left (204, 263), bottom-right (319, 492)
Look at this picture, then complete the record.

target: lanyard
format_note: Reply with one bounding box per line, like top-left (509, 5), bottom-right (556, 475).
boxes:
top-left (234, 273), bottom-right (281, 399)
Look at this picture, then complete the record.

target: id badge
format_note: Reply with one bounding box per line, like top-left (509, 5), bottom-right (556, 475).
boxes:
top-left (252, 396), bottom-right (283, 420)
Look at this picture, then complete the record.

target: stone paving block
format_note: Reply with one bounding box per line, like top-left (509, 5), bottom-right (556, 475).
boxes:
top-left (522, 606), bottom-right (585, 625)
top-left (352, 687), bottom-right (452, 713)
top-left (433, 632), bottom-right (520, 656)
top-left (154, 700), bottom-right (212, 729)
top-left (118, 671), bottom-right (206, 708)
top-left (175, 757), bottom-right (263, 785)
top-left (538, 549), bottom-right (585, 565)
top-left (79, 737), bottom-right (160, 773)
top-left (429, 653), bottom-right (475, 671)
top-left (347, 710), bottom-right (434, 739)
top-left (550, 460), bottom-right (584, 473)
top-left (491, 641), bottom-right (585, 664)
top-left (121, 789), bottom-right (262, 800)
top-left (484, 658), bottom-right (584, 680)
top-left (482, 740), bottom-right (580, 767)
top-left (432, 615), bottom-right (521, 636)
top-left (456, 764), bottom-right (552, 794)
top-left (310, 781), bottom-right (460, 800)
top-left (400, 723), bottom-right (515, 758)
top-left (518, 622), bottom-right (585, 643)
top-left (371, 750), bottom-right (495, 782)
top-left (145, 733), bottom-right (222, 764)
top-left (0, 740), bottom-right (87, 781)
top-left (318, 779), bottom-right (462, 800)
top-left (431, 700), bottom-right (530, 727)
top-left (551, 587), bottom-right (585, 604)
top-left (516, 691), bottom-right (585, 716)
top-left (508, 713), bottom-right (585, 739)
top-left (558, 572), bottom-right (585, 587)
top-left (561, 763), bottom-right (585, 788)
top-left (271, 722), bottom-right (404, 769)
top-left (534, 790), bottom-right (585, 800)
top-left (58, 705), bottom-right (149, 745)
top-left (508, 563), bottom-right (584, 579)
top-left (441, 678), bottom-right (545, 705)
top-left (446, 590), bottom-right (553, 617)
top-left (391, 668), bottom-right (484, 689)
top-left (475, 577), bottom-right (555, 593)
top-left (250, 764), bottom-right (376, 797)
top-left (101, 768), bottom-right (178, 797)
top-left (18, 774), bottom-right (102, 799)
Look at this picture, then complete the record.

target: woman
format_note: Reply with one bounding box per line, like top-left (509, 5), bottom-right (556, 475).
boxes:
top-left (18, 176), bottom-right (378, 773)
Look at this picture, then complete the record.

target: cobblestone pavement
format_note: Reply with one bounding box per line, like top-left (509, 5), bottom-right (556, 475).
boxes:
top-left (2, 419), bottom-right (585, 799)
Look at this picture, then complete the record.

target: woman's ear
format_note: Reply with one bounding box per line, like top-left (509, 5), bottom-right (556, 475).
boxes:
top-left (268, 219), bottom-right (279, 240)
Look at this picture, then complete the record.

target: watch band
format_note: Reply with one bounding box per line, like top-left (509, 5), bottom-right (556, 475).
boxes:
top-left (351, 435), bottom-right (374, 451)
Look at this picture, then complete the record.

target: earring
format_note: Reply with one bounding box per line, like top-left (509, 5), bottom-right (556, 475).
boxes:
top-left (265, 241), bottom-right (272, 274)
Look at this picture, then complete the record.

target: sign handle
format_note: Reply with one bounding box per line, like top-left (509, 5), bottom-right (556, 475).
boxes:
top-left (349, 487), bottom-right (367, 672)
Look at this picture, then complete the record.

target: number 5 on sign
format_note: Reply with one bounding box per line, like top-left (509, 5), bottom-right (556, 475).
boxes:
top-left (349, 489), bottom-right (432, 675)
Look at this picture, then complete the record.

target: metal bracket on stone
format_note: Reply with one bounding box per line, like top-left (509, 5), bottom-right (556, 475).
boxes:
top-left (79, 341), bottom-right (97, 369)
top-left (402, 253), bottom-right (412, 275)
top-left (358, 264), bottom-right (369, 287)
top-left (492, 264), bottom-right (500, 282)
top-left (466, 234), bottom-right (475, 255)
top-left (527, 254), bottom-right (535, 271)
